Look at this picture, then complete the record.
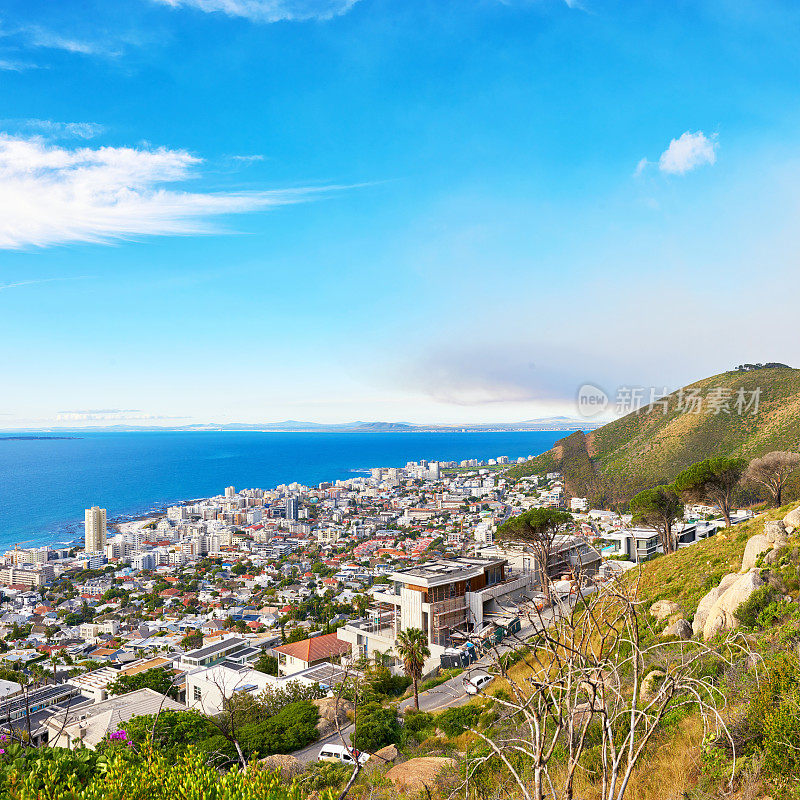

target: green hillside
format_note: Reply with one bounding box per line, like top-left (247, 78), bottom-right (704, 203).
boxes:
top-left (507, 366), bottom-right (800, 502)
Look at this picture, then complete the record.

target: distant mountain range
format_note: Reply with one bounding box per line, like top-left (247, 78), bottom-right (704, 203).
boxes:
top-left (508, 366), bottom-right (800, 501)
top-left (5, 417), bottom-right (600, 434)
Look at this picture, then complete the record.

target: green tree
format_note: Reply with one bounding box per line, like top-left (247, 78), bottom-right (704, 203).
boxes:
top-left (630, 485), bottom-right (684, 555)
top-left (107, 668), bottom-right (178, 699)
top-left (180, 631), bottom-right (203, 650)
top-left (395, 627), bottom-right (430, 710)
top-left (351, 702), bottom-right (401, 752)
top-left (254, 652), bottom-right (279, 676)
top-left (673, 456), bottom-right (747, 527)
top-left (497, 508), bottom-right (573, 599)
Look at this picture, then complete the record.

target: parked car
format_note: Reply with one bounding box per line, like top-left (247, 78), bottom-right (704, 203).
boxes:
top-left (318, 744), bottom-right (370, 765)
top-left (463, 671), bottom-right (493, 695)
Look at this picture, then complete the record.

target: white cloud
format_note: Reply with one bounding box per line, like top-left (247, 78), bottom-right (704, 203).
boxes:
top-left (658, 131), bottom-right (718, 175)
top-left (56, 409), bottom-right (184, 421)
top-left (0, 134), bottom-right (322, 249)
top-left (0, 58), bottom-right (38, 71)
top-left (1, 119), bottom-right (104, 139)
top-left (20, 26), bottom-right (118, 56)
top-left (633, 157), bottom-right (650, 177)
top-left (151, 0), bottom-right (361, 22)
top-left (0, 276), bottom-right (91, 292)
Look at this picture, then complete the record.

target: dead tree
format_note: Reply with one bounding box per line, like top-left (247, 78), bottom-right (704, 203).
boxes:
top-left (744, 451), bottom-right (800, 508)
top-left (454, 576), bottom-right (748, 800)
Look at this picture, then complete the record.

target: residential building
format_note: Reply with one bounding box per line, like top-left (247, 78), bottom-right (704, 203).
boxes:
top-left (273, 632), bottom-right (351, 676)
top-left (85, 506), bottom-right (107, 554)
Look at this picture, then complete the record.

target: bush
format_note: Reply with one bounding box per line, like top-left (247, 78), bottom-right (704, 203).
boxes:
top-left (2, 746), bottom-right (307, 800)
top-left (403, 709), bottom-right (435, 734)
top-left (351, 702), bottom-right (401, 752)
top-left (121, 710), bottom-right (233, 762)
top-left (237, 700), bottom-right (320, 757)
top-left (437, 705), bottom-right (480, 737)
top-left (734, 586), bottom-right (792, 629)
top-left (300, 760), bottom-right (350, 792)
top-left (746, 652), bottom-right (800, 779)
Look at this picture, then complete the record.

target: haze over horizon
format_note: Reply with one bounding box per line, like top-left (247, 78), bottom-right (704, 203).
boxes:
top-left (2, 0), bottom-right (800, 428)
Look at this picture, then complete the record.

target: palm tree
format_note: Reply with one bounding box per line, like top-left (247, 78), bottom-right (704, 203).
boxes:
top-left (396, 627), bottom-right (430, 710)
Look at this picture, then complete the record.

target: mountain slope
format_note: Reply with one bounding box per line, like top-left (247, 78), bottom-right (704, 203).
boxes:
top-left (508, 367), bottom-right (800, 500)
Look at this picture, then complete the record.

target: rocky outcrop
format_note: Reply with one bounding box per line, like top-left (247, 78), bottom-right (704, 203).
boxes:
top-left (386, 758), bottom-right (457, 792)
top-left (783, 506), bottom-right (800, 533)
top-left (260, 755), bottom-right (302, 778)
top-left (312, 697), bottom-right (353, 738)
top-left (650, 600), bottom-right (681, 621)
top-left (764, 521), bottom-right (789, 547)
top-left (702, 570), bottom-right (764, 640)
top-left (663, 618), bottom-right (692, 640)
top-left (741, 534), bottom-right (771, 572)
top-left (693, 573), bottom-right (739, 637)
top-left (373, 743), bottom-right (399, 764)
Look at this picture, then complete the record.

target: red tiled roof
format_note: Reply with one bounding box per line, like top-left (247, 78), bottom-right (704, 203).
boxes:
top-left (273, 632), bottom-right (351, 664)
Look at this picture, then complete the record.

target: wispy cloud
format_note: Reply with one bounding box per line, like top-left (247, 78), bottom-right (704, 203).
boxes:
top-left (0, 58), bottom-right (39, 71)
top-left (0, 119), bottom-right (104, 140)
top-left (0, 276), bottom-right (91, 292)
top-left (658, 131), bottom-right (718, 175)
top-left (0, 133), bottom-right (331, 250)
top-left (151, 0), bottom-right (362, 23)
top-left (230, 154), bottom-right (265, 162)
top-left (56, 409), bottom-right (186, 421)
top-left (21, 25), bottom-right (120, 57)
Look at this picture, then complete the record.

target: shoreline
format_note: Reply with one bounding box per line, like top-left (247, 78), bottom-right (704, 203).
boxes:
top-left (1, 429), bottom-right (562, 552)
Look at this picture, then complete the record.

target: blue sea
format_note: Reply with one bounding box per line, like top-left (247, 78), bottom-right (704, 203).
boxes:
top-left (0, 431), bottom-right (564, 551)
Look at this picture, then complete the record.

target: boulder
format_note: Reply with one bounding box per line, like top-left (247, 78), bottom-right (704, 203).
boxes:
top-left (740, 534), bottom-right (771, 572)
top-left (693, 573), bottom-right (739, 636)
top-left (260, 755), bottom-right (302, 778)
top-left (640, 670), bottom-right (666, 703)
top-left (663, 618), bottom-right (692, 640)
top-left (386, 757), bottom-right (457, 793)
top-left (783, 506), bottom-right (800, 533)
top-left (373, 743), bottom-right (399, 765)
top-left (702, 570), bottom-right (765, 641)
top-left (312, 697), bottom-right (353, 738)
top-left (650, 600), bottom-right (681, 621)
top-left (764, 521), bottom-right (788, 547)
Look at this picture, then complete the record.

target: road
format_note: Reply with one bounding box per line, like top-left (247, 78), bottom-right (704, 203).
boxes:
top-left (296, 594), bottom-right (590, 764)
top-left (295, 610), bottom-right (557, 763)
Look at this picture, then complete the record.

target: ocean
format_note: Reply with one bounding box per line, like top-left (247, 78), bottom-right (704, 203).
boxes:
top-left (0, 430), bottom-right (564, 550)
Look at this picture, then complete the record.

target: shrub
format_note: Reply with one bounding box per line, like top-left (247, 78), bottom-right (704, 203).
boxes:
top-left (237, 700), bottom-right (319, 757)
top-left (403, 709), bottom-right (435, 734)
top-left (1, 745), bottom-right (309, 800)
top-left (437, 705), bottom-right (480, 737)
top-left (300, 760), bottom-right (350, 792)
top-left (351, 702), bottom-right (401, 752)
top-left (734, 586), bottom-right (792, 629)
top-left (746, 652), bottom-right (800, 778)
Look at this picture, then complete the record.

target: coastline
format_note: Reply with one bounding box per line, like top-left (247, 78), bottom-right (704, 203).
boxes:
top-left (1, 429), bottom-right (565, 551)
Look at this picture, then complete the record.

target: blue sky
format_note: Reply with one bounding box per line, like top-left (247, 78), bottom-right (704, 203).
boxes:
top-left (2, 0), bottom-right (800, 428)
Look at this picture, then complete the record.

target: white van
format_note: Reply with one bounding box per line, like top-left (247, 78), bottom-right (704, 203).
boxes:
top-left (463, 671), bottom-right (493, 695)
top-left (318, 744), bottom-right (370, 765)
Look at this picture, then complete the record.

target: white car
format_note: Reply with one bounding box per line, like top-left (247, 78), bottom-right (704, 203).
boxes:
top-left (318, 744), bottom-right (370, 766)
top-left (463, 671), bottom-right (493, 695)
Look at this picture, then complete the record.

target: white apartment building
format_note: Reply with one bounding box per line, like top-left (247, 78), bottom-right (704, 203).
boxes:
top-left (338, 556), bottom-right (532, 673)
top-left (84, 506), bottom-right (107, 554)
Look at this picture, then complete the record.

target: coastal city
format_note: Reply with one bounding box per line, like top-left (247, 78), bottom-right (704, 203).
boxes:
top-left (0, 451), bottom-right (750, 755)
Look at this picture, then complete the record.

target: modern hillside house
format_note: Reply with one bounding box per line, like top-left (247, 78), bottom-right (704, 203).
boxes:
top-left (336, 556), bottom-right (532, 671)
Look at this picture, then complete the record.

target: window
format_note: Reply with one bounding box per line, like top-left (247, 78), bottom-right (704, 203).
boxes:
top-left (193, 686), bottom-right (202, 701)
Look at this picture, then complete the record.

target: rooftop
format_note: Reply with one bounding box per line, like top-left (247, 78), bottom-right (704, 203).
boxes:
top-left (390, 556), bottom-right (506, 587)
top-left (273, 632), bottom-right (351, 664)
